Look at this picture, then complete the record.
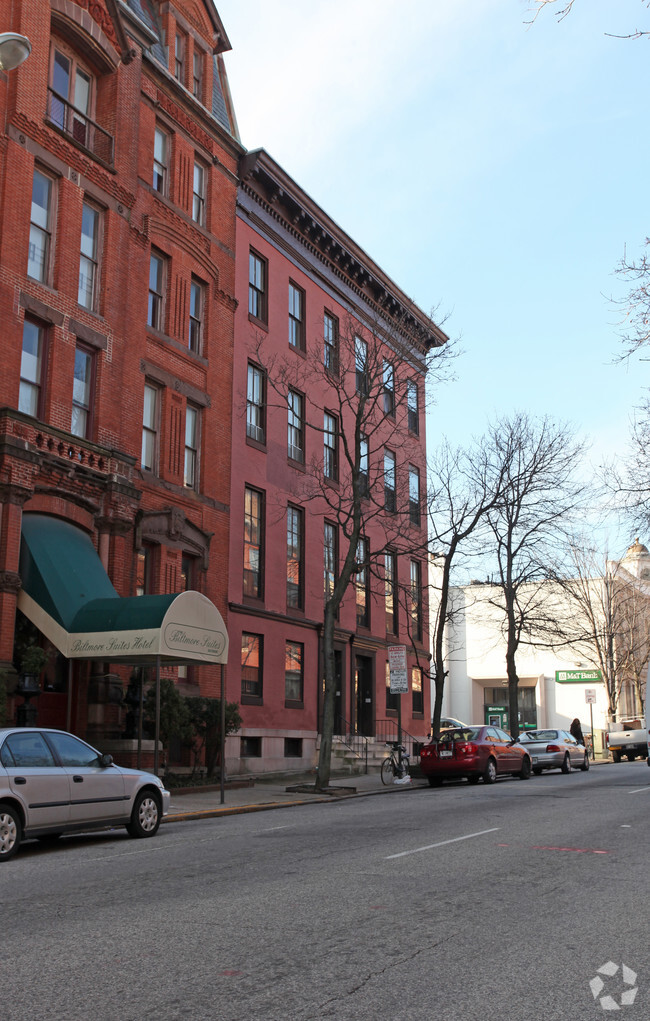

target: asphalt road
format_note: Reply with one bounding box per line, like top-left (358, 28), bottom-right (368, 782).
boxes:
top-left (2, 761), bottom-right (649, 1021)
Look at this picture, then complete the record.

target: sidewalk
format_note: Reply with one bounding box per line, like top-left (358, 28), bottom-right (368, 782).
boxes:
top-left (164, 756), bottom-right (614, 824)
top-left (164, 769), bottom-right (421, 822)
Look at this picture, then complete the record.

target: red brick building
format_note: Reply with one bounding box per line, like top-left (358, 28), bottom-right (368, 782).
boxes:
top-left (0, 0), bottom-right (241, 748)
top-left (227, 150), bottom-right (446, 774)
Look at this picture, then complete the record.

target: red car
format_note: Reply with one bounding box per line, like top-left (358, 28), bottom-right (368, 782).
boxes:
top-left (420, 725), bottom-right (532, 786)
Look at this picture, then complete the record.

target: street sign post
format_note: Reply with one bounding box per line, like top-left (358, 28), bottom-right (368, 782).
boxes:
top-left (388, 646), bottom-right (408, 746)
top-left (585, 688), bottom-right (596, 760)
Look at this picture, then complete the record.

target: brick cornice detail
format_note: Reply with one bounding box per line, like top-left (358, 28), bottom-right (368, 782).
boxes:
top-left (0, 572), bottom-right (22, 595)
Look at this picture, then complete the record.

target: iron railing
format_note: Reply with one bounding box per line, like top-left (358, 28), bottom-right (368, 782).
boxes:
top-left (46, 88), bottom-right (114, 166)
top-left (375, 719), bottom-right (428, 762)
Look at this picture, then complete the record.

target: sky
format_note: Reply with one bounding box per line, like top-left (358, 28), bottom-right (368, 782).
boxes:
top-left (216, 0), bottom-right (644, 545)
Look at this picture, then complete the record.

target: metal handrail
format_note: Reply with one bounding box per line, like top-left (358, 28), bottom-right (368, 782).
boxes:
top-left (327, 715), bottom-right (369, 774)
top-left (46, 88), bottom-right (115, 166)
top-left (375, 719), bottom-right (428, 761)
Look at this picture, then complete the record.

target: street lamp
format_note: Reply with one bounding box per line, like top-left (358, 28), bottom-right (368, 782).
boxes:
top-left (0, 33), bottom-right (31, 72)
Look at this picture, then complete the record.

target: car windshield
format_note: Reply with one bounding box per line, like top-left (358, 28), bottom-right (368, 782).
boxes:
top-left (438, 728), bottom-right (479, 743)
top-left (522, 730), bottom-right (558, 741)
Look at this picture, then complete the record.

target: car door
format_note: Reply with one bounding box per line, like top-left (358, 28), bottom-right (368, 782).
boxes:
top-left (564, 732), bottom-right (581, 767)
top-left (45, 731), bottom-right (126, 825)
top-left (0, 730), bottom-right (70, 830)
top-left (485, 727), bottom-right (506, 773)
top-left (495, 727), bottom-right (519, 772)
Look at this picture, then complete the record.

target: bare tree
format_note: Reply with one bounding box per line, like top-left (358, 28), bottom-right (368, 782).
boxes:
top-left (251, 311), bottom-right (453, 789)
top-left (550, 542), bottom-right (650, 720)
top-left (527, 0), bottom-right (650, 39)
top-left (427, 438), bottom-right (510, 738)
top-left (483, 414), bottom-right (588, 737)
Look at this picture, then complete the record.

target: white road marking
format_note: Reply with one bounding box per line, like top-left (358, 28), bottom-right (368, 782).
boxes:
top-left (628, 787), bottom-right (650, 794)
top-left (385, 827), bottom-right (500, 859)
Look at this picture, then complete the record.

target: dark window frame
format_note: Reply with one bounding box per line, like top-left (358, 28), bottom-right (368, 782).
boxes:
top-left (248, 249), bottom-right (267, 325)
top-left (284, 640), bottom-right (304, 706)
top-left (71, 342), bottom-right (96, 440)
top-left (241, 632), bottom-right (263, 704)
top-left (19, 317), bottom-right (47, 421)
top-left (288, 280), bottom-right (305, 351)
top-left (323, 410), bottom-right (338, 482)
top-left (246, 362), bottom-right (266, 445)
top-left (287, 389), bottom-right (305, 464)
top-left (243, 485), bottom-right (265, 600)
top-left (286, 504), bottom-right (304, 611)
top-left (324, 310), bottom-right (339, 375)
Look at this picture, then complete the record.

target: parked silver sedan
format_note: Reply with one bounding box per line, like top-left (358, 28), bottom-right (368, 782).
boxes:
top-left (517, 729), bottom-right (589, 775)
top-left (0, 727), bottom-right (170, 861)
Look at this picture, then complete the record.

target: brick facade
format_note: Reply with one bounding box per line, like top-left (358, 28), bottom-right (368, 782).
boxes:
top-left (0, 0), bottom-right (241, 747)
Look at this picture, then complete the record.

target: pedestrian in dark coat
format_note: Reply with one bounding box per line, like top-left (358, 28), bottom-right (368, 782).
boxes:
top-left (570, 717), bottom-right (585, 746)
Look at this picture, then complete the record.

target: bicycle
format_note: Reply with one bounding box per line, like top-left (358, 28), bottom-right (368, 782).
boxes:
top-left (381, 742), bottom-right (411, 785)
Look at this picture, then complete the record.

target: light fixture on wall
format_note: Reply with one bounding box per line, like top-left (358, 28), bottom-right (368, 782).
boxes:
top-left (0, 33), bottom-right (32, 72)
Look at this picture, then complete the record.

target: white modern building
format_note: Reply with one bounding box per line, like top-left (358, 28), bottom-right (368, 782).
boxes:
top-left (439, 540), bottom-right (650, 757)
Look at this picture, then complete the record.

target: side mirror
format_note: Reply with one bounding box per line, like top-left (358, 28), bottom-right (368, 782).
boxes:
top-left (99, 753), bottom-right (114, 768)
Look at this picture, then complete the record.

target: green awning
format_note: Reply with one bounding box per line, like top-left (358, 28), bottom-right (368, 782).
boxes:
top-left (18, 514), bottom-right (228, 664)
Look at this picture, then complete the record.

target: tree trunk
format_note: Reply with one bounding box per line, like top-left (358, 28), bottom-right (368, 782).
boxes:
top-left (315, 600), bottom-right (337, 791)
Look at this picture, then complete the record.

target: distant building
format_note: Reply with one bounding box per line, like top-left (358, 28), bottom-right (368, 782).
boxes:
top-left (441, 540), bottom-right (650, 754)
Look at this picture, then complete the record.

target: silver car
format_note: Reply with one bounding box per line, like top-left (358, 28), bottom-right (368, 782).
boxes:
top-left (517, 729), bottom-right (590, 775)
top-left (0, 727), bottom-right (170, 861)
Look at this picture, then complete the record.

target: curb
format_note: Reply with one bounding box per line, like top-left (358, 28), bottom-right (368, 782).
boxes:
top-left (164, 778), bottom-right (428, 823)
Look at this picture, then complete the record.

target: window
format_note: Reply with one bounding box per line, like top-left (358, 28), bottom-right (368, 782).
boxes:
top-left (153, 126), bottom-right (169, 194)
top-left (323, 411), bottom-right (338, 481)
top-left (174, 31), bottom-right (186, 84)
top-left (288, 282), bottom-right (304, 350)
top-left (240, 735), bottom-right (262, 757)
top-left (192, 50), bottom-right (203, 100)
top-left (324, 311), bottom-right (338, 374)
top-left (78, 201), bottom-right (100, 310)
top-left (359, 434), bottom-right (369, 497)
top-left (243, 486), bottom-right (264, 598)
top-left (189, 278), bottom-right (204, 353)
top-left (19, 319), bottom-right (45, 418)
top-left (355, 336), bottom-right (368, 394)
top-left (241, 633), bottom-right (262, 700)
top-left (184, 404), bottom-right (199, 489)
top-left (287, 505), bottom-right (303, 609)
top-left (355, 536), bottom-right (369, 628)
top-left (284, 737), bottom-right (302, 758)
top-left (71, 345), bottom-right (94, 438)
top-left (386, 661), bottom-right (399, 713)
top-left (409, 466), bottom-right (421, 526)
top-left (29, 169), bottom-right (53, 283)
top-left (324, 520), bottom-right (337, 602)
top-left (249, 250), bottom-right (267, 323)
top-left (148, 251), bottom-right (165, 330)
top-left (384, 449), bottom-right (396, 512)
top-left (410, 559), bottom-right (422, 642)
top-left (192, 160), bottom-right (205, 225)
top-left (412, 667), bottom-right (424, 715)
top-left (385, 551), bottom-right (397, 634)
top-left (246, 363), bottom-right (266, 443)
top-left (288, 390), bottom-right (304, 463)
top-left (407, 380), bottom-right (419, 435)
top-left (50, 48), bottom-right (92, 145)
top-left (383, 360), bottom-right (395, 416)
top-left (285, 642), bottom-right (304, 703)
top-left (141, 383), bottom-right (159, 472)
top-left (136, 546), bottom-right (154, 596)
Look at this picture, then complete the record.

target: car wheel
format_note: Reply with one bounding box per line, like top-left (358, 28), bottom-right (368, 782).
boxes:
top-left (0, 803), bottom-right (22, 862)
top-left (627, 754), bottom-right (636, 762)
top-left (518, 756), bottom-right (531, 780)
top-left (427, 776), bottom-right (443, 787)
top-left (126, 790), bottom-right (162, 838)
top-left (580, 753), bottom-right (590, 771)
top-left (611, 750), bottom-right (621, 763)
top-left (533, 767), bottom-right (543, 775)
top-left (483, 758), bottom-right (497, 784)
top-left (561, 753), bottom-right (571, 774)
top-left (467, 774), bottom-right (481, 785)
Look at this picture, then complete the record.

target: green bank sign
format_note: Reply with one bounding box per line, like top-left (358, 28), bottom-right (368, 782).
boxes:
top-left (555, 669), bottom-right (603, 684)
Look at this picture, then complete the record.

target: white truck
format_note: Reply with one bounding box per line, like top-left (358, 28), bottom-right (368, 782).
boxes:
top-left (606, 720), bottom-right (648, 762)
